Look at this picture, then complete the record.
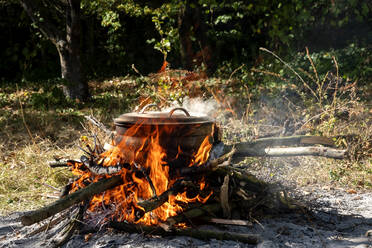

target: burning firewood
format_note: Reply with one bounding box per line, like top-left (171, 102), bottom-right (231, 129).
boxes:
top-left (21, 175), bottom-right (123, 226)
top-left (135, 180), bottom-right (199, 219)
top-left (21, 109), bottom-right (348, 245)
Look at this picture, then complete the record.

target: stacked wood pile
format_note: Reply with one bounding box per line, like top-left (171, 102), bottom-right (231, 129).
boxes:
top-left (19, 117), bottom-right (346, 247)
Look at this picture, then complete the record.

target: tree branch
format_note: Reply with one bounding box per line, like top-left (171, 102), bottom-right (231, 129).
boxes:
top-left (21, 175), bottom-right (123, 226)
top-left (110, 221), bottom-right (260, 244)
top-left (19, 0), bottom-right (64, 43)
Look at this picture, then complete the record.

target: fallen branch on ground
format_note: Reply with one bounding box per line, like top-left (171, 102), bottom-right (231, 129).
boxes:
top-left (233, 146), bottom-right (346, 159)
top-left (110, 221), bottom-right (260, 244)
top-left (219, 135), bottom-right (346, 159)
top-left (261, 146), bottom-right (346, 159)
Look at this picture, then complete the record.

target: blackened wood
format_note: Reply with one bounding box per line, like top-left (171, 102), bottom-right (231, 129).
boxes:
top-left (80, 155), bottom-right (128, 175)
top-left (110, 221), bottom-right (260, 244)
top-left (48, 159), bottom-right (79, 168)
top-left (201, 217), bottom-right (253, 227)
top-left (110, 221), bottom-right (164, 233)
top-left (133, 162), bottom-right (157, 198)
top-left (212, 166), bottom-right (267, 194)
top-left (135, 180), bottom-right (194, 218)
top-left (173, 147), bottom-right (236, 178)
top-left (50, 202), bottom-right (86, 248)
top-left (21, 175), bottom-right (123, 226)
top-left (166, 203), bottom-right (221, 226)
top-left (60, 181), bottom-right (74, 198)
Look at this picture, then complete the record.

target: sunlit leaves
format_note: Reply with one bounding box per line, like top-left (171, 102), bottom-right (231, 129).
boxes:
top-left (101, 10), bottom-right (121, 30)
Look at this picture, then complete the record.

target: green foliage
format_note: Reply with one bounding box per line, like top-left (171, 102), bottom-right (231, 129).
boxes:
top-left (253, 44), bottom-right (371, 95)
top-left (148, 15), bottom-right (173, 59)
top-left (29, 86), bottom-right (68, 111)
top-left (1, 0), bottom-right (371, 80)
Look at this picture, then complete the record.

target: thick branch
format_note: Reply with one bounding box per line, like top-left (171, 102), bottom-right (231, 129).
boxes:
top-left (21, 175), bottom-right (123, 226)
top-left (173, 228), bottom-right (260, 244)
top-left (233, 135), bottom-right (335, 150)
top-left (80, 155), bottom-right (127, 175)
top-left (166, 203), bottom-right (221, 226)
top-left (233, 146), bottom-right (346, 159)
top-left (172, 147), bottom-right (236, 178)
top-left (201, 218), bottom-right (253, 226)
top-left (110, 221), bottom-right (260, 244)
top-left (262, 146), bottom-right (346, 159)
top-left (135, 180), bottom-right (199, 219)
top-left (136, 181), bottom-right (186, 217)
top-left (48, 159), bottom-right (79, 168)
top-left (223, 136), bottom-right (346, 159)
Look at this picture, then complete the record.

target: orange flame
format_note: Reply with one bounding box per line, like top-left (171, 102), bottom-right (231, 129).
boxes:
top-left (158, 60), bottom-right (169, 73)
top-left (70, 120), bottom-right (213, 225)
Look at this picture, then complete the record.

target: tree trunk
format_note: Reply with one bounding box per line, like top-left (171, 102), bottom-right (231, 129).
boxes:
top-left (20, 0), bottom-right (90, 101)
top-left (178, 0), bottom-right (213, 71)
top-left (60, 0), bottom-right (89, 100)
top-left (178, 3), bottom-right (193, 70)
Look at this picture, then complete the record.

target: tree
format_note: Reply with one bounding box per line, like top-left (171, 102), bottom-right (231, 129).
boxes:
top-left (20, 0), bottom-right (90, 100)
top-left (178, 0), bottom-right (212, 71)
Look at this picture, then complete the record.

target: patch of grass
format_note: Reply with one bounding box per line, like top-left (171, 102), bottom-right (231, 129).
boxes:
top-left (0, 140), bottom-right (80, 214)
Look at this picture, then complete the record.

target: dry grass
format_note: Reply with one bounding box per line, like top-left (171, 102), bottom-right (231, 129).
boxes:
top-left (0, 63), bottom-right (370, 214)
top-left (0, 138), bottom-right (81, 214)
top-left (247, 48), bottom-right (372, 190)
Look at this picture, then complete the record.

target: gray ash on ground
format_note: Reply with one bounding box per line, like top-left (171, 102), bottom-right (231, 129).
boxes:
top-left (0, 185), bottom-right (371, 247)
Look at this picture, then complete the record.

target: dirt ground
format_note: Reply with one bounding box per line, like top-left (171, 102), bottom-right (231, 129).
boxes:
top-left (0, 158), bottom-right (371, 248)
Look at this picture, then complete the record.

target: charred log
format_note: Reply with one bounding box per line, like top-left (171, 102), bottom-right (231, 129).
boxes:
top-left (21, 175), bottom-right (123, 226)
top-left (110, 221), bottom-right (260, 244)
top-left (50, 202), bottom-right (87, 248)
top-left (80, 155), bottom-right (129, 175)
top-left (48, 159), bottom-right (79, 168)
top-left (166, 203), bottom-right (221, 227)
top-left (135, 180), bottom-right (198, 219)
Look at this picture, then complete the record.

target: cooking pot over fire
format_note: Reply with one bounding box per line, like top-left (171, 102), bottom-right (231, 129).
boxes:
top-left (113, 104), bottom-right (216, 167)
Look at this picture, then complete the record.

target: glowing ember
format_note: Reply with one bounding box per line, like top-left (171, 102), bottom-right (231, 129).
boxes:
top-left (70, 120), bottom-right (213, 226)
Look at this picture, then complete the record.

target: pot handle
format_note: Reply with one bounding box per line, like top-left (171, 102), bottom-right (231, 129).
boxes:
top-left (168, 107), bottom-right (190, 117)
top-left (139, 104), bottom-right (161, 113)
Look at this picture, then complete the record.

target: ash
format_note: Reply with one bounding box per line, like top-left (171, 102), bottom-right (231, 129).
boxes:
top-left (0, 186), bottom-right (371, 248)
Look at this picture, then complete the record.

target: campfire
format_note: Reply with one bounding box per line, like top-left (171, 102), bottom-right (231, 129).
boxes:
top-left (20, 104), bottom-right (347, 246)
top-left (71, 105), bottom-right (215, 226)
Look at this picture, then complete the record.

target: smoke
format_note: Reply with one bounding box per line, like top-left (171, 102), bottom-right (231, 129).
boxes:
top-left (167, 97), bottom-right (221, 118)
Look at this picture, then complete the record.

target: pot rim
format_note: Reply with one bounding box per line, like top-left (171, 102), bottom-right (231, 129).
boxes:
top-left (114, 106), bottom-right (214, 126)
